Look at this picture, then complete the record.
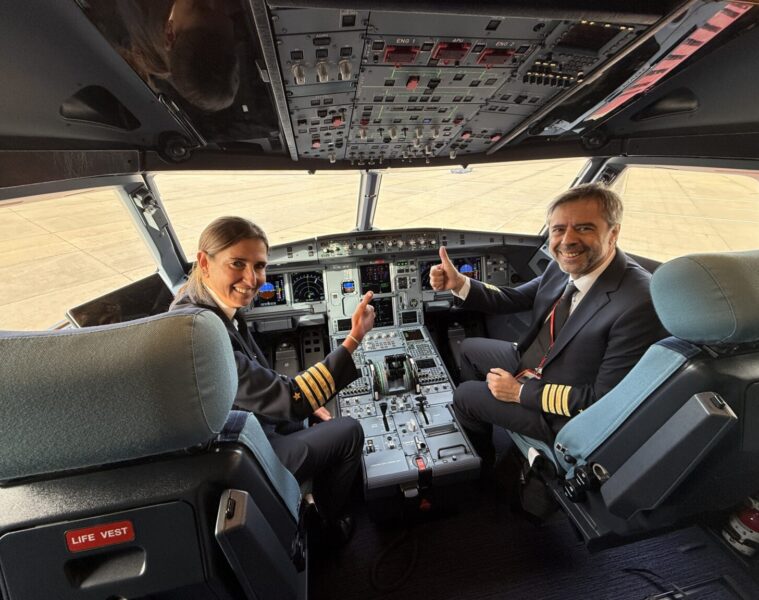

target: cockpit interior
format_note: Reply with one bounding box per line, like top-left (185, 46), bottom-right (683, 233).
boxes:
top-left (2, 1), bottom-right (759, 599)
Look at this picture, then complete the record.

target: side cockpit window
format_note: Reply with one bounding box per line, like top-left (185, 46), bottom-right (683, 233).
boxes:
top-left (0, 188), bottom-right (157, 330)
top-left (610, 166), bottom-right (759, 262)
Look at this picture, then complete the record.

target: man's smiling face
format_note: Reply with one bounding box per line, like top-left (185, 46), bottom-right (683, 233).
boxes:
top-left (547, 197), bottom-right (620, 277)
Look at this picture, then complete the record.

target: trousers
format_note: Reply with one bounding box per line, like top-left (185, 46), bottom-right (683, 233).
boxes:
top-left (452, 337), bottom-right (565, 464)
top-left (268, 416), bottom-right (364, 522)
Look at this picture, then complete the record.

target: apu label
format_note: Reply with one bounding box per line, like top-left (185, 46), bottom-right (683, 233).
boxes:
top-left (65, 520), bottom-right (135, 553)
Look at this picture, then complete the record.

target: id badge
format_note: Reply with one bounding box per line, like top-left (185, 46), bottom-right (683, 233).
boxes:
top-left (516, 368), bottom-right (542, 383)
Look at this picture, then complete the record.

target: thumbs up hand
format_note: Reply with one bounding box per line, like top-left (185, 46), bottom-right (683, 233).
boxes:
top-left (429, 246), bottom-right (466, 293)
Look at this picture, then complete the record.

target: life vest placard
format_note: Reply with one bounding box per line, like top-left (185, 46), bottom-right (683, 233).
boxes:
top-left (65, 520), bottom-right (135, 553)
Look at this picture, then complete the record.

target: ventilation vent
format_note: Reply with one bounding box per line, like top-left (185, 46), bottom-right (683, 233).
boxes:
top-left (60, 86), bottom-right (140, 131)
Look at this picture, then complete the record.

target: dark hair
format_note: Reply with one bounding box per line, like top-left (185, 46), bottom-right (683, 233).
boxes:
top-left (546, 183), bottom-right (623, 227)
top-left (175, 217), bottom-right (268, 305)
top-left (169, 29), bottom-right (240, 112)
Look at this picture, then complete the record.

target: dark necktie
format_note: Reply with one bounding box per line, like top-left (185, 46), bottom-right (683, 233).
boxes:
top-left (552, 281), bottom-right (578, 337)
top-left (518, 281), bottom-right (577, 372)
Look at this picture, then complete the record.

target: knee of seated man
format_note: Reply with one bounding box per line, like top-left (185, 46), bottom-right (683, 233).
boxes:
top-left (459, 337), bottom-right (479, 360)
top-left (453, 381), bottom-right (481, 412)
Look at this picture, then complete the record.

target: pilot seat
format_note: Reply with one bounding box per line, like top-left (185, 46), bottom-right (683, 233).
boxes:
top-left (509, 250), bottom-right (759, 549)
top-left (0, 308), bottom-right (307, 599)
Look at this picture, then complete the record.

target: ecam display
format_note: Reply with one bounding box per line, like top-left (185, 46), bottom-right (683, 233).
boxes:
top-left (369, 297), bottom-right (394, 328)
top-left (360, 263), bottom-right (391, 294)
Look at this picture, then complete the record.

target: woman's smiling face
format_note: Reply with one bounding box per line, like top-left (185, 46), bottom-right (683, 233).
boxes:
top-left (198, 237), bottom-right (268, 308)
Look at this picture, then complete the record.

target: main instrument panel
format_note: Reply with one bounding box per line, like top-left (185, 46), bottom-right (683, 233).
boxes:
top-left (242, 228), bottom-right (534, 330)
top-left (242, 228), bottom-right (543, 500)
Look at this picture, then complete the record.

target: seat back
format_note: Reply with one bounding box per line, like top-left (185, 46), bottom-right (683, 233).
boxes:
top-left (0, 308), bottom-right (236, 481)
top-left (0, 308), bottom-right (305, 599)
top-left (511, 250), bottom-right (759, 545)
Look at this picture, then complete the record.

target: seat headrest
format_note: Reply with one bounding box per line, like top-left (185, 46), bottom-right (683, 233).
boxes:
top-left (0, 308), bottom-right (237, 481)
top-left (651, 250), bottom-right (759, 345)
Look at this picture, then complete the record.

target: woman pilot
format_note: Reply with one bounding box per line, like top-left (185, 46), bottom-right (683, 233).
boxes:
top-left (171, 216), bottom-right (375, 543)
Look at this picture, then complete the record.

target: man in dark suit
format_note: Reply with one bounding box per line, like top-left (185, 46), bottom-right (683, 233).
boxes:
top-left (430, 184), bottom-right (667, 464)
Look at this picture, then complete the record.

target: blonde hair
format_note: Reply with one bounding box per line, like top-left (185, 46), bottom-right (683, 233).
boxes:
top-left (175, 217), bottom-right (268, 305)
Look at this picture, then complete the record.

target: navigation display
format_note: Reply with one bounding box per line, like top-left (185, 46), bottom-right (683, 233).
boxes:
top-left (292, 271), bottom-right (325, 303)
top-left (359, 263), bottom-right (391, 294)
top-left (254, 274), bottom-right (287, 307)
top-left (370, 297), bottom-right (394, 328)
top-left (419, 256), bottom-right (482, 291)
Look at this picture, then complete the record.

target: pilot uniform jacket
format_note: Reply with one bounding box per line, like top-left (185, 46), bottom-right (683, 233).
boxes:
top-left (171, 295), bottom-right (359, 427)
top-left (460, 249), bottom-right (667, 419)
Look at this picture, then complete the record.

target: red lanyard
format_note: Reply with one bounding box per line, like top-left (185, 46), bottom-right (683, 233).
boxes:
top-left (535, 298), bottom-right (562, 375)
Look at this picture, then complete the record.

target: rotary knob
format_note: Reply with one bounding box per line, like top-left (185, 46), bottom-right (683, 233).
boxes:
top-left (338, 59), bottom-right (352, 81)
top-left (291, 64), bottom-right (306, 85)
top-left (316, 62), bottom-right (329, 83)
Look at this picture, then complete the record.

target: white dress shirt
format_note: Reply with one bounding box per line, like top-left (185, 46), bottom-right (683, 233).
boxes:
top-left (204, 284), bottom-right (238, 325)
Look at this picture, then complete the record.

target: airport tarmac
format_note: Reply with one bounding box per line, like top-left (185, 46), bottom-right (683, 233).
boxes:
top-left (2, 158), bottom-right (757, 330)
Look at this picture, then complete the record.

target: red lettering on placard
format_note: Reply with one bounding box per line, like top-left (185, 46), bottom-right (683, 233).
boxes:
top-left (65, 521), bottom-right (135, 552)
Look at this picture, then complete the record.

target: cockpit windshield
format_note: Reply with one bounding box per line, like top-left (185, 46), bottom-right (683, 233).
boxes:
top-left (153, 170), bottom-right (362, 256)
top-left (373, 158), bottom-right (587, 233)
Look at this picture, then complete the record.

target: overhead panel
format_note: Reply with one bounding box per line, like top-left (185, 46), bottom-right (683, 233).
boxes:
top-left (272, 8), bottom-right (370, 162)
top-left (270, 7), bottom-right (647, 164)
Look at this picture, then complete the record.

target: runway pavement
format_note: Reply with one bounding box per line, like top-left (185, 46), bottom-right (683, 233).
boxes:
top-left (2, 158), bottom-right (757, 329)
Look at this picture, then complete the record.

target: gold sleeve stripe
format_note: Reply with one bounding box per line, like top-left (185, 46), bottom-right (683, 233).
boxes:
top-left (560, 385), bottom-right (571, 416)
top-left (541, 386), bottom-right (551, 413)
top-left (307, 366), bottom-right (332, 400)
top-left (301, 371), bottom-right (326, 405)
top-left (313, 362), bottom-right (336, 395)
top-left (295, 375), bottom-right (320, 411)
top-left (552, 385), bottom-right (563, 415)
top-left (555, 385), bottom-right (566, 415)
top-left (547, 385), bottom-right (558, 414)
